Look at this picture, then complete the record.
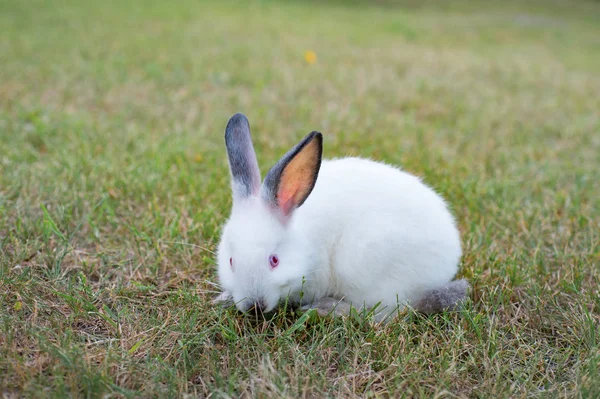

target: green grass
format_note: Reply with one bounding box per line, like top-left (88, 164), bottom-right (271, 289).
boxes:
top-left (1, 0), bottom-right (599, 397)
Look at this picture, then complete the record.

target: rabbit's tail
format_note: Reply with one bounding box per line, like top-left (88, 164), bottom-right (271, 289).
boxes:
top-left (413, 279), bottom-right (470, 314)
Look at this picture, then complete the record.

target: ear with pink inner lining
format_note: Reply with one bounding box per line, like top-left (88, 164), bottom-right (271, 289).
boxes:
top-left (261, 131), bottom-right (323, 219)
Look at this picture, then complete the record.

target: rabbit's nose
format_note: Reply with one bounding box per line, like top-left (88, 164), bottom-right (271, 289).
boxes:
top-left (254, 298), bottom-right (267, 312)
top-left (238, 297), bottom-right (268, 314)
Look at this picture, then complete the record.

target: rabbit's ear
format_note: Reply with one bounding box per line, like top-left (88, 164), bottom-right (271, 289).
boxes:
top-left (225, 113), bottom-right (261, 200)
top-left (261, 131), bottom-right (322, 218)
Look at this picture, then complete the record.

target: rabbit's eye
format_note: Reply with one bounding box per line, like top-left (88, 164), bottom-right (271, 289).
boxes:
top-left (269, 254), bottom-right (279, 269)
top-left (229, 257), bottom-right (233, 270)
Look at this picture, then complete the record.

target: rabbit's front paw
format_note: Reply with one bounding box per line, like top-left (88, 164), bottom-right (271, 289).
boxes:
top-left (212, 291), bottom-right (234, 307)
top-left (301, 296), bottom-right (352, 317)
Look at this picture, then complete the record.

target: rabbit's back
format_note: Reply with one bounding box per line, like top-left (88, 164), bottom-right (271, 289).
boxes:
top-left (296, 157), bottom-right (462, 313)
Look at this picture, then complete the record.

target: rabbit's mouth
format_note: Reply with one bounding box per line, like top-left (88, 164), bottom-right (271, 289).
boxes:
top-left (237, 297), bottom-right (276, 315)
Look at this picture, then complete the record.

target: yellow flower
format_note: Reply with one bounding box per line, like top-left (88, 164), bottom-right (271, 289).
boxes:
top-left (107, 187), bottom-right (118, 198)
top-left (304, 50), bottom-right (317, 65)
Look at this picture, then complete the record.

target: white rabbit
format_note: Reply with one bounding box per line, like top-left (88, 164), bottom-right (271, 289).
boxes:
top-left (214, 113), bottom-right (468, 321)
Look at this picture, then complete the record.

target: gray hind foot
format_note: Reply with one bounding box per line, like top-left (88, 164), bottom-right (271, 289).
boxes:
top-left (413, 279), bottom-right (470, 315)
top-left (300, 296), bottom-right (353, 317)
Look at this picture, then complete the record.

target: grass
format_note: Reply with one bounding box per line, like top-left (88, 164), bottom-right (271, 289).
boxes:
top-left (1, 0), bottom-right (599, 397)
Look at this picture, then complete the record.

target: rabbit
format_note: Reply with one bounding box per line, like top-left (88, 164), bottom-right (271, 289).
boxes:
top-left (213, 113), bottom-right (469, 322)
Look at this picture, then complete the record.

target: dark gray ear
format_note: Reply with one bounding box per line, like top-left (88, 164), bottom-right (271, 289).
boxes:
top-left (261, 132), bottom-right (323, 217)
top-left (225, 113), bottom-right (261, 200)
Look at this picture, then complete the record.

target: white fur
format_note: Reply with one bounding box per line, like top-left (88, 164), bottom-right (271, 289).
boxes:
top-left (217, 155), bottom-right (462, 319)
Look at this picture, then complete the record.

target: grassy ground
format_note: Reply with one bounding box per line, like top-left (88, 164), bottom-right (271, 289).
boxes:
top-left (1, 0), bottom-right (599, 397)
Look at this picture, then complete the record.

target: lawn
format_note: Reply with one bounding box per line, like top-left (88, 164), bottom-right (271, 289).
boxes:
top-left (1, 0), bottom-right (599, 397)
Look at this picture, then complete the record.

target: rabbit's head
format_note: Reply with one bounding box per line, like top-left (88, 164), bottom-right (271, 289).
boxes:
top-left (217, 114), bottom-right (322, 313)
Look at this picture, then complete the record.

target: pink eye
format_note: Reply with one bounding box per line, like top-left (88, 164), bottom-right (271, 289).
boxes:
top-left (229, 257), bottom-right (233, 269)
top-left (269, 254), bottom-right (279, 269)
